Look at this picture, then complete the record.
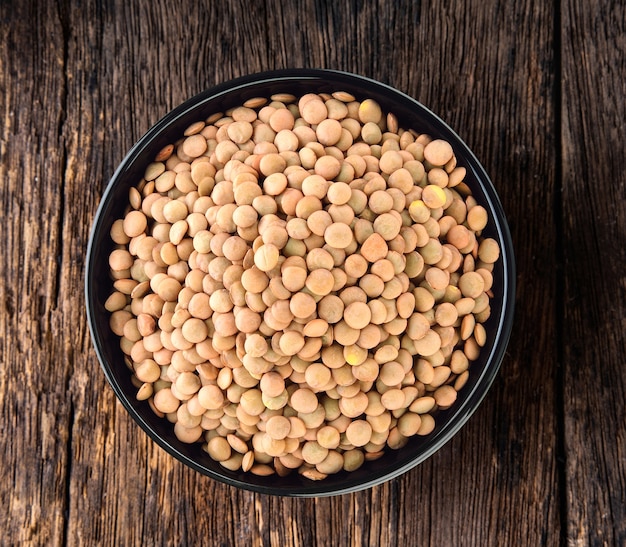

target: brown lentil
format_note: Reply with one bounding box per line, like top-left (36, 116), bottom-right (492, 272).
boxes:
top-left (107, 90), bottom-right (501, 480)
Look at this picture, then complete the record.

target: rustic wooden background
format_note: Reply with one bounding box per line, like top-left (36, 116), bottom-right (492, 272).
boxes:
top-left (1, 0), bottom-right (624, 545)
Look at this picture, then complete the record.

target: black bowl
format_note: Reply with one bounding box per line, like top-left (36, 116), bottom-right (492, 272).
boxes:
top-left (85, 69), bottom-right (515, 497)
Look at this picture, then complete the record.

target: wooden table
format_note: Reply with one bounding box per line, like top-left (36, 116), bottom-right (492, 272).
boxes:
top-left (2, 1), bottom-right (624, 545)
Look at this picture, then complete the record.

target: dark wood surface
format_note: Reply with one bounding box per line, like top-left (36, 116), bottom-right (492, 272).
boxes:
top-left (1, 0), bottom-right (624, 545)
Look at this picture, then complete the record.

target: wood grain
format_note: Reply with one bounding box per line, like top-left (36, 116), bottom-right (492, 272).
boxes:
top-left (0, 0), bottom-right (623, 545)
top-left (0, 1), bottom-right (71, 544)
top-left (561, 1), bottom-right (626, 545)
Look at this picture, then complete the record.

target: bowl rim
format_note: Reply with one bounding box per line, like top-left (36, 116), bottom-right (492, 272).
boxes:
top-left (85, 68), bottom-right (516, 497)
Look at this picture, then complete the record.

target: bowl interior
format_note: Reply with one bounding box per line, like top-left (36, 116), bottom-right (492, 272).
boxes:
top-left (86, 69), bottom-right (515, 496)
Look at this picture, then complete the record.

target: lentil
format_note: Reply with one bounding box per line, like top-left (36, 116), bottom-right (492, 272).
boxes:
top-left (107, 90), bottom-right (501, 480)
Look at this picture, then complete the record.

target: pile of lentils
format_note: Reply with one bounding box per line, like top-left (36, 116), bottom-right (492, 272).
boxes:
top-left (106, 91), bottom-right (500, 480)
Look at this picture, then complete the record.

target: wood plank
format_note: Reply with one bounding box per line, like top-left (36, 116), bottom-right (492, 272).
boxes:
top-left (561, 1), bottom-right (626, 544)
top-left (0, 1), bottom-right (72, 544)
